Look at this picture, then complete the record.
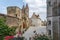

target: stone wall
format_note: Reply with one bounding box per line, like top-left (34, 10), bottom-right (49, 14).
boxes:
top-left (6, 15), bottom-right (19, 27)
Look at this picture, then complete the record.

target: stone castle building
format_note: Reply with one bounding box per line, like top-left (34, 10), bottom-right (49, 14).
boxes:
top-left (47, 0), bottom-right (60, 40)
top-left (0, 3), bottom-right (46, 34)
top-left (0, 4), bottom-right (29, 33)
top-left (30, 12), bottom-right (47, 26)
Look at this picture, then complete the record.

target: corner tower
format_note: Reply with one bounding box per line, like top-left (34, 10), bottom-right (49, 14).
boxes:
top-left (7, 6), bottom-right (21, 18)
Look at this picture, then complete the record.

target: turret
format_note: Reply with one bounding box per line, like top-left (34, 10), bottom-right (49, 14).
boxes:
top-left (25, 3), bottom-right (29, 17)
top-left (22, 5), bottom-right (25, 14)
top-left (22, 5), bottom-right (25, 10)
top-left (26, 3), bottom-right (29, 8)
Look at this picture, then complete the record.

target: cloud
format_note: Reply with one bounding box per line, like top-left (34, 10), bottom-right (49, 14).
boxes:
top-left (23, 0), bottom-right (46, 20)
top-left (0, 5), bottom-right (7, 14)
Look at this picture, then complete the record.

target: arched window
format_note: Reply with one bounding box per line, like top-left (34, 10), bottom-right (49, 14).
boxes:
top-left (15, 14), bottom-right (17, 17)
top-left (23, 22), bottom-right (26, 28)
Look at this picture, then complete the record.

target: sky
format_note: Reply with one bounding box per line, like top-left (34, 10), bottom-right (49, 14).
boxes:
top-left (0, 0), bottom-right (46, 21)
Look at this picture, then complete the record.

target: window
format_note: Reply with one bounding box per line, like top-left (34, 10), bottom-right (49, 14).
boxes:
top-left (58, 3), bottom-right (60, 16)
top-left (15, 14), bottom-right (17, 17)
top-left (11, 8), bottom-right (15, 13)
top-left (23, 22), bottom-right (26, 28)
top-left (48, 1), bottom-right (51, 6)
top-left (58, 8), bottom-right (60, 16)
top-left (52, 5), bottom-right (58, 16)
top-left (48, 21), bottom-right (51, 25)
top-left (48, 30), bottom-right (51, 35)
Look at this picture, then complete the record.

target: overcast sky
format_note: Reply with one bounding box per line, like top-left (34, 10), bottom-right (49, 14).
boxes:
top-left (0, 0), bottom-right (46, 21)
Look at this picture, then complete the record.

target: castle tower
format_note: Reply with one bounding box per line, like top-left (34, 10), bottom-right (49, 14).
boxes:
top-left (25, 4), bottom-right (29, 17)
top-left (21, 4), bottom-right (29, 33)
top-left (22, 5), bottom-right (25, 14)
top-left (7, 6), bottom-right (21, 18)
top-left (25, 4), bottom-right (29, 27)
top-left (22, 4), bottom-right (29, 17)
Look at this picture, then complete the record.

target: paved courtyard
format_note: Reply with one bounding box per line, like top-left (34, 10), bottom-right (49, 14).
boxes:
top-left (23, 26), bottom-right (47, 40)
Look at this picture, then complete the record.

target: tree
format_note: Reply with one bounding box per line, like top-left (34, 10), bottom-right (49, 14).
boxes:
top-left (33, 34), bottom-right (49, 40)
top-left (0, 18), bottom-right (16, 40)
top-left (33, 31), bottom-right (49, 40)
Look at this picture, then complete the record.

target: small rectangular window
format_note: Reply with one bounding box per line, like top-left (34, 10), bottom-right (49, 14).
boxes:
top-left (48, 21), bottom-right (51, 25)
top-left (48, 30), bottom-right (51, 35)
top-left (48, 1), bottom-right (51, 6)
